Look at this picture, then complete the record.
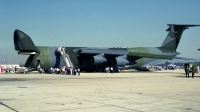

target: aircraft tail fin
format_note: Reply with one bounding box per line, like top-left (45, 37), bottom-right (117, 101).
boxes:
top-left (14, 29), bottom-right (39, 54)
top-left (161, 24), bottom-right (200, 51)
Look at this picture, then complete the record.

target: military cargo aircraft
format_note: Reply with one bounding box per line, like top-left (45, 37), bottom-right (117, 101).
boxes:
top-left (14, 24), bottom-right (200, 72)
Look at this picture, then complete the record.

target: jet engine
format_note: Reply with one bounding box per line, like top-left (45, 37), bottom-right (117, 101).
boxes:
top-left (113, 56), bottom-right (129, 66)
top-left (91, 54), bottom-right (107, 65)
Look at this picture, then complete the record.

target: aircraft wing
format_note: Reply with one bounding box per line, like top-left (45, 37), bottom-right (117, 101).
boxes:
top-left (74, 47), bottom-right (175, 67)
top-left (75, 47), bottom-right (175, 59)
top-left (74, 47), bottom-right (127, 56)
top-left (127, 52), bottom-right (174, 60)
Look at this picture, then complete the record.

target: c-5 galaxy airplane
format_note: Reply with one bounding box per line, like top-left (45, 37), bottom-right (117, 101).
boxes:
top-left (14, 24), bottom-right (200, 72)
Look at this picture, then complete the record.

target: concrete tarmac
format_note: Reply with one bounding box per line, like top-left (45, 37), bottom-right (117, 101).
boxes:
top-left (0, 70), bottom-right (200, 112)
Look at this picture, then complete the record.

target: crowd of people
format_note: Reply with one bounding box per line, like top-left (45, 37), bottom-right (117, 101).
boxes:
top-left (38, 67), bottom-right (80, 75)
top-left (0, 66), bottom-right (31, 74)
top-left (153, 64), bottom-right (179, 71)
top-left (0, 66), bottom-right (15, 73)
top-left (184, 63), bottom-right (199, 78)
top-left (0, 65), bottom-right (82, 75)
top-left (0, 65), bottom-right (116, 75)
top-left (105, 66), bottom-right (114, 73)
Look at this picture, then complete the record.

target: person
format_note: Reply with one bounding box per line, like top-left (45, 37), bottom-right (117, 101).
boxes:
top-left (77, 68), bottom-right (80, 76)
top-left (67, 68), bottom-right (70, 75)
top-left (15, 66), bottom-right (17, 73)
top-left (28, 67), bottom-right (30, 74)
top-left (191, 65), bottom-right (195, 78)
top-left (40, 68), bottom-right (43, 74)
top-left (110, 67), bottom-right (113, 73)
top-left (70, 68), bottom-right (73, 75)
top-left (25, 68), bottom-right (28, 74)
top-left (197, 66), bottom-right (199, 74)
top-left (55, 68), bottom-right (58, 74)
top-left (185, 64), bottom-right (189, 78)
top-left (105, 67), bottom-right (107, 73)
top-left (62, 67), bottom-right (65, 75)
top-left (65, 67), bottom-right (68, 75)
top-left (106, 67), bottom-right (109, 73)
top-left (50, 67), bottom-right (53, 74)
top-left (4, 67), bottom-right (6, 73)
top-left (8, 67), bottom-right (10, 73)
top-left (73, 68), bottom-right (76, 75)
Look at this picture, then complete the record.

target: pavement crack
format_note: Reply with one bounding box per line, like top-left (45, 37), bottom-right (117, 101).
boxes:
top-left (50, 106), bottom-right (108, 111)
top-left (0, 102), bottom-right (18, 112)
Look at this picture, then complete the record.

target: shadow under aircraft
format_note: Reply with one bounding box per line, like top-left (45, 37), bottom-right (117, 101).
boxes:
top-left (14, 24), bottom-right (200, 72)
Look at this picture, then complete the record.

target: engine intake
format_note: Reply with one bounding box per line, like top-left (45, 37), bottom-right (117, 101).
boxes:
top-left (114, 56), bottom-right (129, 66)
top-left (91, 54), bottom-right (107, 65)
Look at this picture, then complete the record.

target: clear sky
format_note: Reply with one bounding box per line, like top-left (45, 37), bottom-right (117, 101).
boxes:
top-left (0, 0), bottom-right (200, 64)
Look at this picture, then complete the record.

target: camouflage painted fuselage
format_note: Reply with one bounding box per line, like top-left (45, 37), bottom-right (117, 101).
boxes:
top-left (27, 46), bottom-right (179, 71)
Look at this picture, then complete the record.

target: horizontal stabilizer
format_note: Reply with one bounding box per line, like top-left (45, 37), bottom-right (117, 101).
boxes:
top-left (166, 24), bottom-right (200, 31)
top-left (173, 56), bottom-right (195, 60)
